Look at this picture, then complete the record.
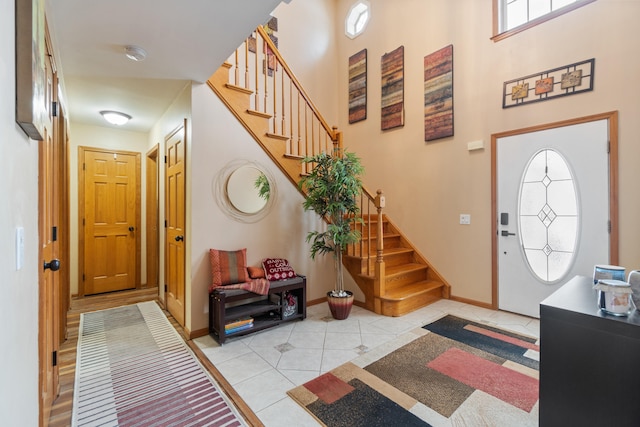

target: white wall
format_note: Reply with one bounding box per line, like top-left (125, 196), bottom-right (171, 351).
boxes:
top-left (148, 83), bottom-right (191, 312)
top-left (273, 0), bottom-right (340, 124)
top-left (68, 123), bottom-right (150, 295)
top-left (0, 0), bottom-right (41, 423)
top-left (189, 83), bottom-right (335, 333)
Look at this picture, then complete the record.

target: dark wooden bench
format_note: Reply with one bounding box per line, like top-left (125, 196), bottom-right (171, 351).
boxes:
top-left (209, 275), bottom-right (306, 344)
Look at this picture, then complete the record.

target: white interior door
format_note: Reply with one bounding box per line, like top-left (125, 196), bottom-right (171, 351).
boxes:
top-left (497, 119), bottom-right (610, 317)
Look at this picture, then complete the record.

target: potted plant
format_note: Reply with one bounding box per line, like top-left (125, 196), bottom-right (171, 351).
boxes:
top-left (299, 149), bottom-right (364, 319)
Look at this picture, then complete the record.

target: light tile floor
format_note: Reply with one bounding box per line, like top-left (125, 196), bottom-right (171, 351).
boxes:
top-left (194, 299), bottom-right (540, 426)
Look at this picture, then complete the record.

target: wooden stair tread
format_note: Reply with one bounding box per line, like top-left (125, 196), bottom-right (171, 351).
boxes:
top-left (359, 233), bottom-right (400, 241)
top-left (383, 280), bottom-right (444, 301)
top-left (224, 83), bottom-right (253, 95)
top-left (246, 109), bottom-right (272, 118)
top-left (384, 247), bottom-right (413, 255)
top-left (265, 132), bottom-right (290, 141)
top-left (385, 263), bottom-right (428, 277)
top-left (344, 246), bottom-right (412, 260)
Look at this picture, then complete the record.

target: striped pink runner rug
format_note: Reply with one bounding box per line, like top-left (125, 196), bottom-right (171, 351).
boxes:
top-left (72, 301), bottom-right (246, 427)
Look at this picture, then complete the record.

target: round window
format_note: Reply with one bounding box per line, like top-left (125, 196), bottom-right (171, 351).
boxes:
top-left (518, 149), bottom-right (579, 283)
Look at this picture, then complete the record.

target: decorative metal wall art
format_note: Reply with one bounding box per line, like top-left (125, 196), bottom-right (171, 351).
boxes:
top-left (424, 44), bottom-right (454, 141)
top-left (348, 49), bottom-right (367, 124)
top-left (15, 0), bottom-right (46, 140)
top-left (503, 59), bottom-right (595, 108)
top-left (381, 46), bottom-right (404, 130)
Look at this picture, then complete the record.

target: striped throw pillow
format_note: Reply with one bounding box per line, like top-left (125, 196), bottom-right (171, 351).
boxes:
top-left (210, 248), bottom-right (249, 287)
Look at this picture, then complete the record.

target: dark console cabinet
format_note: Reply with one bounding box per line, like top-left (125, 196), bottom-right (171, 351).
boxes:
top-left (209, 275), bottom-right (306, 344)
top-left (539, 275), bottom-right (640, 427)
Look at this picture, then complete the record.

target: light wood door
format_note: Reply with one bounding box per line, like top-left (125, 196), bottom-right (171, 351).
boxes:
top-left (146, 145), bottom-right (159, 288)
top-left (81, 149), bottom-right (140, 295)
top-left (57, 104), bottom-right (70, 342)
top-left (39, 34), bottom-right (59, 426)
top-left (165, 122), bottom-right (186, 326)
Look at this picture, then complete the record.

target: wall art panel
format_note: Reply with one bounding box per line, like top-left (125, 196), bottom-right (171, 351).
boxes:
top-left (348, 49), bottom-right (367, 124)
top-left (424, 44), bottom-right (454, 141)
top-left (381, 46), bottom-right (404, 130)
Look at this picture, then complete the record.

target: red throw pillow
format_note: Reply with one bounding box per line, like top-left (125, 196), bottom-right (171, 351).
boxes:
top-left (210, 248), bottom-right (249, 287)
top-left (262, 258), bottom-right (296, 281)
top-left (247, 266), bottom-right (266, 279)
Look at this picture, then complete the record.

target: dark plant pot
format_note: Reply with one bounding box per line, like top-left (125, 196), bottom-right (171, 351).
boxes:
top-left (327, 291), bottom-right (354, 320)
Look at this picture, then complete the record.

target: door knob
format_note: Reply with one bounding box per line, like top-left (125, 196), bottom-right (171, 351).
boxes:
top-left (43, 259), bottom-right (61, 271)
top-left (175, 235), bottom-right (184, 242)
top-left (501, 230), bottom-right (516, 237)
top-left (129, 226), bottom-right (135, 232)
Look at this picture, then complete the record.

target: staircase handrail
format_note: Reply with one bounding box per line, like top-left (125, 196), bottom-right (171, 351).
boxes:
top-left (256, 26), bottom-right (337, 142)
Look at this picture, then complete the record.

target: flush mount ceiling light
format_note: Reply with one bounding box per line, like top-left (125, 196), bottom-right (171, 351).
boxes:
top-left (124, 45), bottom-right (147, 62)
top-left (100, 110), bottom-right (131, 126)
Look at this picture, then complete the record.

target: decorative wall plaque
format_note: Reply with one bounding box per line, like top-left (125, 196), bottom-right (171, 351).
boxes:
top-left (502, 59), bottom-right (594, 108)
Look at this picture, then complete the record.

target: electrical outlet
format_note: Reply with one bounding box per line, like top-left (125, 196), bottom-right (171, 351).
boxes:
top-left (460, 214), bottom-right (471, 225)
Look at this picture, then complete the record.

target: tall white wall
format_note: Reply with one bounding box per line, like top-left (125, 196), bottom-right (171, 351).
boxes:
top-left (333, 0), bottom-right (640, 304)
top-left (0, 0), bottom-right (40, 423)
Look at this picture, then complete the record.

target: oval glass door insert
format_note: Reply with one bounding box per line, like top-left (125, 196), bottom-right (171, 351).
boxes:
top-left (518, 149), bottom-right (579, 283)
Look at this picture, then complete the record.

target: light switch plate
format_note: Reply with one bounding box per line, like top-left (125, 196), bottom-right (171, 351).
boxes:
top-left (16, 227), bottom-right (24, 270)
top-left (460, 214), bottom-right (471, 225)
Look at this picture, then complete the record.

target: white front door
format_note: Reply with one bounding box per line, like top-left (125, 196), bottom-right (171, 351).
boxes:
top-left (496, 119), bottom-right (611, 318)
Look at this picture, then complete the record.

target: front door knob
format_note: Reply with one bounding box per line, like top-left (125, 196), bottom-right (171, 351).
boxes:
top-left (175, 235), bottom-right (184, 242)
top-left (44, 259), bottom-right (61, 271)
top-left (129, 226), bottom-right (135, 232)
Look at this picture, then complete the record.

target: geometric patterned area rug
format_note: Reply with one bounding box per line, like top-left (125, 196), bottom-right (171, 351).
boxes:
top-left (288, 315), bottom-right (539, 427)
top-left (72, 301), bottom-right (246, 427)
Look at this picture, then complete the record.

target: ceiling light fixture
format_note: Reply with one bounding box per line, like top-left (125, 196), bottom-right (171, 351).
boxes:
top-left (100, 110), bottom-right (132, 126)
top-left (124, 45), bottom-right (147, 62)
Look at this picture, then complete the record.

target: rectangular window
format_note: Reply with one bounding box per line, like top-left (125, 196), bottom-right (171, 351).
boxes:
top-left (494, 0), bottom-right (595, 41)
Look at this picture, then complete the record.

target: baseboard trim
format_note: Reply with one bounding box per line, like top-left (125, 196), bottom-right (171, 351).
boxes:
top-left (307, 296), bottom-right (366, 308)
top-left (190, 327), bottom-right (210, 340)
top-left (307, 297), bottom-right (327, 306)
top-left (449, 295), bottom-right (494, 310)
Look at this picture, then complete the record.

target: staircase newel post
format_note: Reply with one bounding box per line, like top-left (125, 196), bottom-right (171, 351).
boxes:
top-left (332, 127), bottom-right (343, 157)
top-left (373, 189), bottom-right (386, 314)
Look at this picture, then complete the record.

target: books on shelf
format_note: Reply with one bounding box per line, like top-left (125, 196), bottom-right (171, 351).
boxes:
top-left (225, 316), bottom-right (253, 332)
top-left (225, 323), bottom-right (254, 334)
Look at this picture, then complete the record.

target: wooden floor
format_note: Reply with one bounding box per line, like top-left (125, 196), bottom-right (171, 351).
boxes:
top-left (47, 287), bottom-right (262, 427)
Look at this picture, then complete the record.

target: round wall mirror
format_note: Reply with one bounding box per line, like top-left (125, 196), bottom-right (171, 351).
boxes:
top-left (214, 160), bottom-right (276, 223)
top-left (227, 166), bottom-right (268, 214)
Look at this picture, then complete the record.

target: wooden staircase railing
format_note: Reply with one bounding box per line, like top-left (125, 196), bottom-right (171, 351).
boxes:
top-left (207, 24), bottom-right (451, 316)
top-left (225, 25), bottom-right (337, 171)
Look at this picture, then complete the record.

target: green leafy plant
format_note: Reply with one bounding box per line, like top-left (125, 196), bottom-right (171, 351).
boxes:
top-left (299, 150), bottom-right (364, 297)
top-left (254, 172), bottom-right (270, 201)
